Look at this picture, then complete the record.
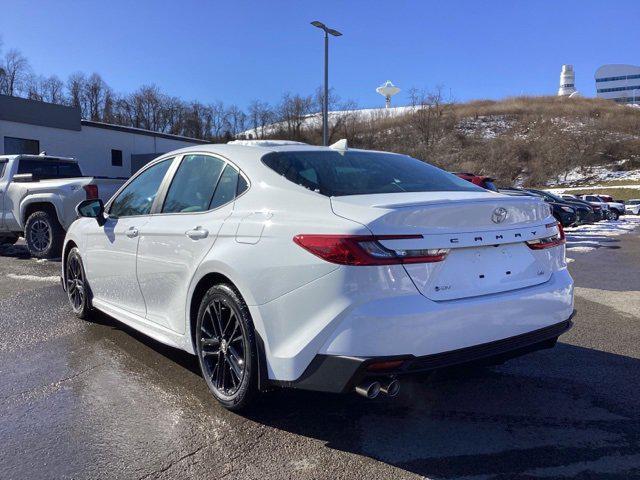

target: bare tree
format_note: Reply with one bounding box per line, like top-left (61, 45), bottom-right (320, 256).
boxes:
top-left (66, 72), bottom-right (86, 113)
top-left (1, 49), bottom-right (30, 96)
top-left (247, 100), bottom-right (274, 139)
top-left (84, 73), bottom-right (108, 121)
top-left (42, 75), bottom-right (65, 104)
top-left (277, 92), bottom-right (314, 140)
top-left (224, 104), bottom-right (246, 137)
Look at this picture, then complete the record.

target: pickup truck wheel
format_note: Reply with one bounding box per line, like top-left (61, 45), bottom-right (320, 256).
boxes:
top-left (25, 210), bottom-right (64, 259)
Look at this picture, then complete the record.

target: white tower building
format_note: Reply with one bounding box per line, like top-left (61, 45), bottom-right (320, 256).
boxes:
top-left (376, 81), bottom-right (401, 108)
top-left (558, 65), bottom-right (579, 97)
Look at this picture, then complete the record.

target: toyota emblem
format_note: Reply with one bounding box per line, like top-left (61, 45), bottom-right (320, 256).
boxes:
top-left (491, 207), bottom-right (508, 224)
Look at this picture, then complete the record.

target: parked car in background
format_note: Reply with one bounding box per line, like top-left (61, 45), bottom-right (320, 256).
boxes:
top-left (63, 141), bottom-right (574, 410)
top-left (561, 194), bottom-right (605, 221)
top-left (499, 188), bottom-right (577, 227)
top-left (579, 195), bottom-right (618, 220)
top-left (453, 172), bottom-right (498, 191)
top-left (0, 154), bottom-right (124, 257)
top-left (525, 189), bottom-right (596, 225)
top-left (595, 195), bottom-right (625, 218)
top-left (625, 199), bottom-right (640, 215)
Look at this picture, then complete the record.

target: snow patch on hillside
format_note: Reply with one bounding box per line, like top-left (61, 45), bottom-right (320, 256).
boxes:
top-left (547, 160), bottom-right (640, 187)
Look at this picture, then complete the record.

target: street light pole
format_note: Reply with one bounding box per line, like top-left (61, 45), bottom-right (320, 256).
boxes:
top-left (311, 21), bottom-right (342, 146)
top-left (323, 29), bottom-right (329, 146)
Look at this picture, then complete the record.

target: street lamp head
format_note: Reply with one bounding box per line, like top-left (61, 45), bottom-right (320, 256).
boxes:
top-left (310, 21), bottom-right (342, 36)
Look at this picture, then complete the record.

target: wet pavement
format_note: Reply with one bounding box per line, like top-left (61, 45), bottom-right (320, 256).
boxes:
top-left (1, 231), bottom-right (639, 480)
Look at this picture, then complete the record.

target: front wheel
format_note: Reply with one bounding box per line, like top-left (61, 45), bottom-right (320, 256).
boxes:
top-left (65, 247), bottom-right (92, 319)
top-left (609, 210), bottom-right (619, 221)
top-left (196, 284), bottom-right (259, 411)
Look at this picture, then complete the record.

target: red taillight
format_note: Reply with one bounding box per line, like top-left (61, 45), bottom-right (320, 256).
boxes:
top-left (293, 234), bottom-right (449, 266)
top-left (83, 184), bottom-right (99, 200)
top-left (526, 222), bottom-right (566, 250)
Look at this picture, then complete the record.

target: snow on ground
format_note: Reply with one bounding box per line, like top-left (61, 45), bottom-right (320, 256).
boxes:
top-left (547, 160), bottom-right (640, 187)
top-left (564, 216), bottom-right (640, 255)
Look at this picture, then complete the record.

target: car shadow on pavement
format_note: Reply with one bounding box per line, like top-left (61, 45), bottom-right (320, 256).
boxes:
top-left (243, 344), bottom-right (640, 479)
top-left (88, 307), bottom-right (640, 479)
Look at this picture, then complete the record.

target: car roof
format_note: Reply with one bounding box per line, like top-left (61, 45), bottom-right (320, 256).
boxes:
top-left (154, 141), bottom-right (406, 174)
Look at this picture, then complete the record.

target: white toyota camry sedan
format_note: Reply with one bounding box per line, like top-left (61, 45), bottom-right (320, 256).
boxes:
top-left (62, 140), bottom-right (574, 410)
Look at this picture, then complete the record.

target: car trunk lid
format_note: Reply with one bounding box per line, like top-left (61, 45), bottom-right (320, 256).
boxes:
top-left (331, 192), bottom-right (559, 301)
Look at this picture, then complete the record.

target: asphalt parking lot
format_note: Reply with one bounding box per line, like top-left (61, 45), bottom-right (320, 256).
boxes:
top-left (1, 224), bottom-right (639, 480)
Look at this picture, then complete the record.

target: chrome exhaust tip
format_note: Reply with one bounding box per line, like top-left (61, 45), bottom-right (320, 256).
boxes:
top-left (355, 380), bottom-right (381, 399)
top-left (380, 378), bottom-right (400, 397)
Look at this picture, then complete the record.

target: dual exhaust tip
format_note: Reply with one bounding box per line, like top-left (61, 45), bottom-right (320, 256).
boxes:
top-left (355, 378), bottom-right (400, 399)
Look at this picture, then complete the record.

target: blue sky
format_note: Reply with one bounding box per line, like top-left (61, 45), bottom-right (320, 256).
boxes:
top-left (1, 0), bottom-right (638, 109)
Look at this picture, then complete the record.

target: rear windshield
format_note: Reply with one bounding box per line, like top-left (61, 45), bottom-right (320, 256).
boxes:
top-left (261, 151), bottom-right (483, 197)
top-left (18, 159), bottom-right (83, 179)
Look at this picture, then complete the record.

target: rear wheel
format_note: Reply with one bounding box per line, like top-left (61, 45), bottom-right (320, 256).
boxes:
top-left (196, 284), bottom-right (258, 411)
top-left (25, 210), bottom-right (64, 258)
top-left (65, 247), bottom-right (92, 319)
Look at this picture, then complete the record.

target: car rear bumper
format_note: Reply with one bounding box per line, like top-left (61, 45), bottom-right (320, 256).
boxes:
top-left (280, 312), bottom-right (574, 393)
top-left (253, 266), bottom-right (574, 385)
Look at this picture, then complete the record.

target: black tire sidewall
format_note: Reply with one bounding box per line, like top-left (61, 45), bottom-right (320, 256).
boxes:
top-left (196, 284), bottom-right (258, 411)
top-left (66, 247), bottom-right (91, 319)
top-left (25, 210), bottom-right (64, 258)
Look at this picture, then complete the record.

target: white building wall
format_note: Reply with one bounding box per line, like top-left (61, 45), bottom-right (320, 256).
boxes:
top-left (0, 119), bottom-right (203, 178)
top-left (595, 64), bottom-right (640, 103)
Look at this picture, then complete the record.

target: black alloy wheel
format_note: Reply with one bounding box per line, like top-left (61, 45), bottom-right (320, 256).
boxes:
top-left (65, 247), bottom-right (91, 319)
top-left (196, 284), bottom-right (258, 410)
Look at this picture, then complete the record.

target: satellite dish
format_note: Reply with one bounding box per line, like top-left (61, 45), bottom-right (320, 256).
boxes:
top-left (376, 81), bottom-right (401, 108)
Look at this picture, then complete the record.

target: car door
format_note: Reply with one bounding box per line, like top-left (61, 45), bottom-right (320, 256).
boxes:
top-left (136, 154), bottom-right (248, 333)
top-left (83, 157), bottom-right (174, 318)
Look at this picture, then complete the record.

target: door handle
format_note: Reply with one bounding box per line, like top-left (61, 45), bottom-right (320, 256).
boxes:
top-left (125, 227), bottom-right (139, 238)
top-left (186, 226), bottom-right (209, 240)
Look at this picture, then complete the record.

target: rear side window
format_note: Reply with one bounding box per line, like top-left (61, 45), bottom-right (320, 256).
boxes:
top-left (262, 151), bottom-right (483, 197)
top-left (18, 159), bottom-right (83, 179)
top-left (109, 158), bottom-right (173, 217)
top-left (209, 165), bottom-right (239, 209)
top-left (162, 154), bottom-right (226, 213)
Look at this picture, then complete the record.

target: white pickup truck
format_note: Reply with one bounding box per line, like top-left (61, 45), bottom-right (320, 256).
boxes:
top-left (0, 154), bottom-right (124, 258)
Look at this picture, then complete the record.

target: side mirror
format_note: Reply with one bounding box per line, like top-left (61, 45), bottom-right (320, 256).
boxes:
top-left (76, 199), bottom-right (106, 226)
top-left (13, 173), bottom-right (37, 182)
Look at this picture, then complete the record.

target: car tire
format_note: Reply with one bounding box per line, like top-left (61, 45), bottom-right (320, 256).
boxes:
top-left (0, 235), bottom-right (19, 245)
top-left (609, 210), bottom-right (619, 221)
top-left (25, 210), bottom-right (64, 258)
top-left (196, 284), bottom-right (259, 411)
top-left (65, 247), bottom-right (92, 320)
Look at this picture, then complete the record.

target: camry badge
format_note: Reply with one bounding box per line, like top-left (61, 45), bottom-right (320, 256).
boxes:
top-left (491, 207), bottom-right (508, 224)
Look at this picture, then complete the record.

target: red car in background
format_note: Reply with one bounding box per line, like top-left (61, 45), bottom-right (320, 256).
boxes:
top-left (453, 172), bottom-right (498, 191)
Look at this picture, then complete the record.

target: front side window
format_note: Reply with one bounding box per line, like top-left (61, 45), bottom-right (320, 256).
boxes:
top-left (162, 154), bottom-right (226, 213)
top-left (262, 151), bottom-right (483, 197)
top-left (109, 158), bottom-right (173, 217)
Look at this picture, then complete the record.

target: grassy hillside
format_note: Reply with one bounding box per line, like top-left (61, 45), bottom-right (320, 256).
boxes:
top-left (275, 96), bottom-right (640, 189)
